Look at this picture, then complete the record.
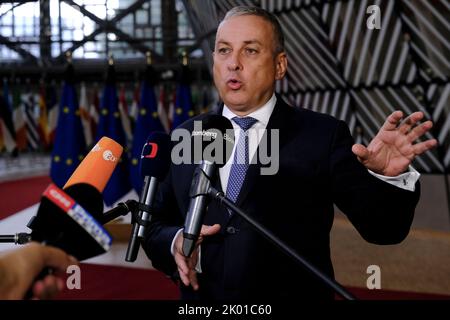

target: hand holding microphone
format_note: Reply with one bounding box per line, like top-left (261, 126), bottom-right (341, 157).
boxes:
top-left (173, 224), bottom-right (220, 290)
top-left (169, 115), bottom-right (234, 290)
top-left (2, 136), bottom-right (123, 299)
top-left (0, 242), bottom-right (77, 300)
top-left (182, 115), bottom-right (235, 257)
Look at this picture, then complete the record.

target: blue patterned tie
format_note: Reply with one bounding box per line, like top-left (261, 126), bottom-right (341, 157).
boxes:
top-left (226, 116), bottom-right (258, 204)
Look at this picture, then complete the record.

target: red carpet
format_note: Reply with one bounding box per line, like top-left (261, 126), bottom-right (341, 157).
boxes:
top-left (56, 263), bottom-right (180, 300)
top-left (0, 175), bottom-right (51, 220)
top-left (54, 263), bottom-right (450, 300)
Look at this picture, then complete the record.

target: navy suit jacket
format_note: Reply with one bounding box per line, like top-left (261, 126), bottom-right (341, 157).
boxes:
top-left (142, 96), bottom-right (419, 300)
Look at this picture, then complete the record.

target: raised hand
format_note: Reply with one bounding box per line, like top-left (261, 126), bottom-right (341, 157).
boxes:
top-left (352, 111), bottom-right (438, 176)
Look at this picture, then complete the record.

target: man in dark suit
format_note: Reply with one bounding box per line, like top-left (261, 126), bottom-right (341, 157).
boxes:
top-left (142, 6), bottom-right (437, 300)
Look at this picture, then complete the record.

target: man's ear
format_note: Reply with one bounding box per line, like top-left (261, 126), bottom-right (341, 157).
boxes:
top-left (275, 52), bottom-right (287, 80)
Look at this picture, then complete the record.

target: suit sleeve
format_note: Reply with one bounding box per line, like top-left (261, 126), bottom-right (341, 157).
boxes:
top-left (330, 120), bottom-right (420, 244)
top-left (142, 166), bottom-right (183, 278)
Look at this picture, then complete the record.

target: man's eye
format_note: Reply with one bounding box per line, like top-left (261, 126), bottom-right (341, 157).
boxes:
top-left (218, 48), bottom-right (230, 54)
top-left (245, 48), bottom-right (258, 54)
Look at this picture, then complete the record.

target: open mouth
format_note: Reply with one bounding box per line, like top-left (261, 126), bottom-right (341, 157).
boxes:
top-left (227, 78), bottom-right (242, 90)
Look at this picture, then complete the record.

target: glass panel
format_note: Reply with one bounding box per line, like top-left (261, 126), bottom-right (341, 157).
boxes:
top-left (1, 27), bottom-right (12, 37)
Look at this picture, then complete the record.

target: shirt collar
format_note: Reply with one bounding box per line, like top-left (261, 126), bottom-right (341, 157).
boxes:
top-left (222, 93), bottom-right (276, 127)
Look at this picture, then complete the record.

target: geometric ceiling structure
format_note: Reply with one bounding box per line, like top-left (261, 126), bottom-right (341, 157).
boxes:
top-left (184, 0), bottom-right (450, 174)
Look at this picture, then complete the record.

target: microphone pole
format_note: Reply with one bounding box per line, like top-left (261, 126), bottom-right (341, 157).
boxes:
top-left (207, 184), bottom-right (356, 301)
top-left (98, 200), bottom-right (138, 225)
top-left (0, 200), bottom-right (139, 245)
top-left (125, 176), bottom-right (157, 262)
top-left (0, 233), bottom-right (32, 244)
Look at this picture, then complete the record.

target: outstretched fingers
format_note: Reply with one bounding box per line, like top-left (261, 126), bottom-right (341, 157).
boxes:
top-left (407, 120), bottom-right (433, 142)
top-left (413, 139), bottom-right (438, 156)
top-left (397, 112), bottom-right (424, 135)
top-left (380, 110), bottom-right (404, 131)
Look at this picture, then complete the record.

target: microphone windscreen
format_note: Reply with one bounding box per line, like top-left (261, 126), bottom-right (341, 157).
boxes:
top-left (64, 136), bottom-right (123, 193)
top-left (191, 114), bottom-right (235, 167)
top-left (30, 184), bottom-right (111, 260)
top-left (63, 183), bottom-right (104, 222)
top-left (139, 132), bottom-right (171, 180)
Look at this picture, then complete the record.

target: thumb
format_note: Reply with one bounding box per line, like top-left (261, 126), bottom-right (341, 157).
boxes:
top-left (352, 144), bottom-right (369, 161)
top-left (200, 224), bottom-right (221, 237)
top-left (40, 245), bottom-right (78, 272)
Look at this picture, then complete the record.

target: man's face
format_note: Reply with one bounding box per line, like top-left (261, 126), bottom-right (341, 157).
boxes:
top-left (213, 15), bottom-right (287, 115)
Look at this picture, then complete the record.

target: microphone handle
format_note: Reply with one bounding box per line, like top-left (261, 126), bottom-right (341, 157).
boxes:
top-left (182, 161), bottom-right (215, 257)
top-left (125, 176), bottom-right (158, 262)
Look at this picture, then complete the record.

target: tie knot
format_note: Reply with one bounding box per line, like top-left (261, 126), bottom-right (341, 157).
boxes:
top-left (232, 116), bottom-right (258, 132)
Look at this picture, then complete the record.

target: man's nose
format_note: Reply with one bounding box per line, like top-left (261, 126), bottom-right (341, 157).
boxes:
top-left (227, 53), bottom-right (242, 71)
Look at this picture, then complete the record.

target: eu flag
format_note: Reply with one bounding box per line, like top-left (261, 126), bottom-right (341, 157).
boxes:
top-left (96, 64), bottom-right (132, 206)
top-left (130, 65), bottom-right (165, 192)
top-left (172, 65), bottom-right (194, 129)
top-left (50, 64), bottom-right (86, 187)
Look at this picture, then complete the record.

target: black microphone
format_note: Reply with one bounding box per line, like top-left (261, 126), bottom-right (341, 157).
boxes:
top-left (125, 132), bottom-right (171, 262)
top-left (182, 115), bottom-right (235, 257)
top-left (28, 183), bottom-right (112, 261)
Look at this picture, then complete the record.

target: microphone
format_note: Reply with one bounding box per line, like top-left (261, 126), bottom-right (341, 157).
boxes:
top-left (28, 136), bottom-right (123, 260)
top-left (182, 115), bottom-right (235, 257)
top-left (28, 183), bottom-right (112, 260)
top-left (125, 132), bottom-right (171, 262)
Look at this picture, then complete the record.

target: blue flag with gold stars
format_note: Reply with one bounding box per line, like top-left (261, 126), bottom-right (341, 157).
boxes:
top-left (50, 64), bottom-right (86, 187)
top-left (129, 65), bottom-right (165, 192)
top-left (96, 65), bottom-right (132, 205)
top-left (172, 65), bottom-right (194, 129)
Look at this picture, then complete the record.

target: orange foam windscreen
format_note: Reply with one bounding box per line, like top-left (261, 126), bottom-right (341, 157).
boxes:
top-left (64, 137), bottom-right (123, 193)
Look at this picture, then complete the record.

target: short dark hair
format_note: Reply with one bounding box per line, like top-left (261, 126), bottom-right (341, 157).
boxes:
top-left (220, 6), bottom-right (285, 55)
